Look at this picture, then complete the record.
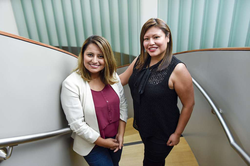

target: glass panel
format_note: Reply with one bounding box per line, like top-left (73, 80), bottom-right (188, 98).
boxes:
top-left (228, 0), bottom-right (250, 47)
top-left (158, 0), bottom-right (249, 51)
top-left (177, 0), bottom-right (192, 52)
top-left (41, 0), bottom-right (52, 45)
top-left (71, 0), bottom-right (82, 54)
top-left (89, 0), bottom-right (102, 36)
top-left (246, 23), bottom-right (250, 47)
top-left (213, 0), bottom-right (235, 48)
top-left (128, 0), bottom-right (140, 62)
top-left (159, 0), bottom-right (180, 53)
top-left (198, 0), bottom-right (219, 49)
top-left (11, 0), bottom-right (140, 66)
top-left (11, 0), bottom-right (29, 38)
top-left (21, 0), bottom-right (38, 40)
top-left (188, 0), bottom-right (205, 50)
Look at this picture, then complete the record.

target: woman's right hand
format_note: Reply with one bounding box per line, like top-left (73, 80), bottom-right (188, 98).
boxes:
top-left (119, 57), bottom-right (137, 86)
top-left (105, 138), bottom-right (119, 149)
top-left (94, 137), bottom-right (119, 149)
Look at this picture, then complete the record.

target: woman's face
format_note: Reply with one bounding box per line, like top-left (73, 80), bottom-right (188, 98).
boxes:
top-left (143, 26), bottom-right (169, 60)
top-left (83, 43), bottom-right (105, 77)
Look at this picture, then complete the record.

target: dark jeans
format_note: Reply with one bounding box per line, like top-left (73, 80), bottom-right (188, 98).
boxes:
top-left (142, 136), bottom-right (174, 166)
top-left (84, 146), bottom-right (122, 166)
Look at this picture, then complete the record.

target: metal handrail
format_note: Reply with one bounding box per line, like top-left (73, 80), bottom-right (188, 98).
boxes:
top-left (0, 127), bottom-right (71, 160)
top-left (0, 128), bottom-right (71, 147)
top-left (192, 78), bottom-right (250, 165)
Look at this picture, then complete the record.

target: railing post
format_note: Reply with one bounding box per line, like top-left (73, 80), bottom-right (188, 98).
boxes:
top-left (0, 146), bottom-right (13, 161)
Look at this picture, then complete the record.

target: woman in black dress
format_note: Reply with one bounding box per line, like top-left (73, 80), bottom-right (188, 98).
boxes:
top-left (119, 18), bottom-right (195, 166)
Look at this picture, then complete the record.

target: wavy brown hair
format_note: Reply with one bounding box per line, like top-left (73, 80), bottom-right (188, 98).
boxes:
top-left (74, 35), bottom-right (117, 85)
top-left (137, 18), bottom-right (173, 71)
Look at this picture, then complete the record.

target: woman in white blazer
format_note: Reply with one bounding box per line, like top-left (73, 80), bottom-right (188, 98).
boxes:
top-left (61, 35), bottom-right (128, 166)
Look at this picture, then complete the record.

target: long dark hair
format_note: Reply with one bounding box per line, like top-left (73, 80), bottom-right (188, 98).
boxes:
top-left (137, 18), bottom-right (173, 71)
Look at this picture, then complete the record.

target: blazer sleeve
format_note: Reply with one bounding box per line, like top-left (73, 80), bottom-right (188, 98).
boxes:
top-left (115, 73), bottom-right (128, 122)
top-left (60, 77), bottom-right (100, 143)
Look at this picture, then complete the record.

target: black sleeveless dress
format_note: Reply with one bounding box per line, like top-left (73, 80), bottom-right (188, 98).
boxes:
top-left (128, 56), bottom-right (182, 142)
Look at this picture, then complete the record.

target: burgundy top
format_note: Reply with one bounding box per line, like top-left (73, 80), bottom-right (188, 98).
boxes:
top-left (91, 84), bottom-right (120, 138)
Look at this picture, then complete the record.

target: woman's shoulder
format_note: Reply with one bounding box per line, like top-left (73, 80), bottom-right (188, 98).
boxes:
top-left (113, 72), bottom-right (121, 84)
top-left (167, 56), bottom-right (184, 71)
top-left (112, 72), bottom-right (124, 87)
top-left (171, 56), bottom-right (182, 64)
top-left (64, 71), bottom-right (79, 80)
top-left (63, 71), bottom-right (85, 85)
top-left (172, 61), bottom-right (190, 81)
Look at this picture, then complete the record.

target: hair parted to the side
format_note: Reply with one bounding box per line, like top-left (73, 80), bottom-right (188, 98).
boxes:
top-left (137, 18), bottom-right (173, 71)
top-left (74, 35), bottom-right (117, 85)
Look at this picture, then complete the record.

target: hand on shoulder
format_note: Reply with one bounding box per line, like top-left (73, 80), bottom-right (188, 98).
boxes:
top-left (119, 57), bottom-right (138, 86)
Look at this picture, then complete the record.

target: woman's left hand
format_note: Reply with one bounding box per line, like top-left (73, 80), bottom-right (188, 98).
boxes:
top-left (167, 133), bottom-right (180, 146)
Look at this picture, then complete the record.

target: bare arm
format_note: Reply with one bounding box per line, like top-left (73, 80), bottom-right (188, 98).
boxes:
top-left (167, 63), bottom-right (195, 146)
top-left (114, 120), bottom-right (126, 152)
top-left (119, 57), bottom-right (137, 86)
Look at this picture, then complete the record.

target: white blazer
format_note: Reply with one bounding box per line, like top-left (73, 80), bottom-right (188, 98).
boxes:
top-left (61, 71), bottom-right (128, 156)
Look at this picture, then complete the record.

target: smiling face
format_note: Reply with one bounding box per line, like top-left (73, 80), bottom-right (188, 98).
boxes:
top-left (83, 43), bottom-right (105, 77)
top-left (143, 26), bottom-right (169, 61)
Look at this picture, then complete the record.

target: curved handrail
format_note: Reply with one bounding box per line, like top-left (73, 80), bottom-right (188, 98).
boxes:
top-left (192, 78), bottom-right (250, 165)
top-left (0, 128), bottom-right (71, 148)
top-left (0, 127), bottom-right (71, 160)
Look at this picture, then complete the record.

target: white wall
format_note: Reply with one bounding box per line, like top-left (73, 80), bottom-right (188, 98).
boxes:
top-left (0, 0), bottom-right (19, 35)
top-left (0, 31), bottom-right (86, 166)
top-left (140, 0), bottom-right (158, 28)
top-left (176, 50), bottom-right (250, 166)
